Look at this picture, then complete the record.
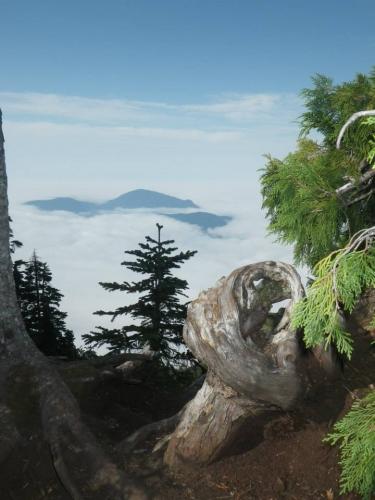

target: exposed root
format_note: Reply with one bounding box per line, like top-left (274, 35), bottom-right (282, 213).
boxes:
top-left (117, 407), bottom-right (186, 455)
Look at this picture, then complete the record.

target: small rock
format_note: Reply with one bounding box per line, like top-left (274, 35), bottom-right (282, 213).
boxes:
top-left (325, 488), bottom-right (334, 500)
top-left (274, 477), bottom-right (285, 493)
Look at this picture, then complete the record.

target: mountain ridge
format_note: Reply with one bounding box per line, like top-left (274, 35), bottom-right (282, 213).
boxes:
top-left (25, 189), bottom-right (231, 231)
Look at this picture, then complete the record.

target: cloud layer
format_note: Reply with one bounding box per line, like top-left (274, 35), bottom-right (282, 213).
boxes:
top-left (0, 91), bottom-right (299, 125)
top-left (2, 90), bottom-right (302, 349)
top-left (11, 203), bottom-right (294, 348)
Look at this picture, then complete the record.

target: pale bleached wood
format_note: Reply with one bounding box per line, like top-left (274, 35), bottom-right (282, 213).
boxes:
top-left (336, 110), bottom-right (375, 149)
top-left (165, 261), bottom-right (305, 468)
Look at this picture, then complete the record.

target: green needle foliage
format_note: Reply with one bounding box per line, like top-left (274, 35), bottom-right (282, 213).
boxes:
top-left (323, 391), bottom-right (375, 499)
top-left (261, 70), bottom-right (375, 269)
top-left (262, 69), bottom-right (375, 499)
top-left (9, 217), bottom-right (23, 254)
top-left (294, 227), bottom-right (375, 498)
top-left (15, 251), bottom-right (78, 358)
top-left (292, 230), bottom-right (375, 359)
top-left (364, 116), bottom-right (375, 165)
top-left (83, 224), bottom-right (197, 368)
top-left (262, 139), bottom-right (356, 266)
top-left (300, 72), bottom-right (375, 157)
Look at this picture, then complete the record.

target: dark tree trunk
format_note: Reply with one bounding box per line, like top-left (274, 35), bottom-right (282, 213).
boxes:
top-left (0, 111), bottom-right (147, 499)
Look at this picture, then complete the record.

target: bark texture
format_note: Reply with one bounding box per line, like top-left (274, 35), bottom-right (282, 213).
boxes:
top-left (165, 261), bottom-right (305, 469)
top-left (0, 111), bottom-right (147, 499)
top-left (351, 288), bottom-right (375, 335)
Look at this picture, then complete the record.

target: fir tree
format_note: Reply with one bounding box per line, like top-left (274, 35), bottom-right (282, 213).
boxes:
top-left (9, 217), bottom-right (23, 255)
top-left (8, 218), bottom-right (27, 302)
top-left (17, 252), bottom-right (78, 358)
top-left (83, 224), bottom-right (197, 367)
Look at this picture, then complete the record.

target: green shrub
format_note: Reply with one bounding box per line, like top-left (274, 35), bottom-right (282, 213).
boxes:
top-left (292, 230), bottom-right (375, 359)
top-left (324, 391), bottom-right (375, 499)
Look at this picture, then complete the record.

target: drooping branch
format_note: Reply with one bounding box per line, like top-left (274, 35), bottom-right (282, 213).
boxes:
top-left (336, 110), bottom-right (375, 149)
top-left (334, 110), bottom-right (375, 206)
top-left (330, 227), bottom-right (375, 310)
top-left (292, 226), bottom-right (375, 360)
top-left (117, 406), bottom-right (186, 455)
top-left (335, 168), bottom-right (375, 201)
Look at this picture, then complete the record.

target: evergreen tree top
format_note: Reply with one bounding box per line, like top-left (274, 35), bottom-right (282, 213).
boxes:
top-left (300, 71), bottom-right (375, 157)
top-left (83, 224), bottom-right (197, 367)
top-left (9, 217), bottom-right (23, 254)
top-left (14, 251), bottom-right (77, 359)
top-left (261, 68), bottom-right (375, 268)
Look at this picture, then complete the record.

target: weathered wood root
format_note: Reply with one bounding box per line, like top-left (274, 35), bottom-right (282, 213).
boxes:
top-left (0, 402), bottom-right (21, 463)
top-left (2, 349), bottom-right (149, 500)
top-left (117, 407), bottom-right (185, 456)
top-left (116, 374), bottom-right (206, 457)
top-left (164, 374), bottom-right (278, 469)
top-left (164, 261), bottom-right (306, 469)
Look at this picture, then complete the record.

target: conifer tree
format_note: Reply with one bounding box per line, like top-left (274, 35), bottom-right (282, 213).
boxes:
top-left (17, 252), bottom-right (78, 358)
top-left (261, 70), bottom-right (375, 268)
top-left (8, 218), bottom-right (27, 302)
top-left (9, 217), bottom-right (22, 255)
top-left (83, 224), bottom-right (197, 367)
top-left (261, 70), bottom-right (375, 499)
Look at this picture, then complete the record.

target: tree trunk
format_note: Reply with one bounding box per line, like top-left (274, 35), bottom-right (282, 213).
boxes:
top-left (0, 111), bottom-right (147, 499)
top-left (351, 287), bottom-right (375, 335)
top-left (165, 261), bottom-right (306, 469)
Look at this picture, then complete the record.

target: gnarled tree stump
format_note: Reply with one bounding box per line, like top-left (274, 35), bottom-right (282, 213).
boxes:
top-left (165, 261), bottom-right (305, 469)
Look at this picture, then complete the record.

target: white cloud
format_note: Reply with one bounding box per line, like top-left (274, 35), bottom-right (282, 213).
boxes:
top-left (1, 89), bottom-right (303, 351)
top-left (0, 92), bottom-right (150, 124)
top-left (5, 120), bottom-right (242, 143)
top-left (180, 94), bottom-right (283, 121)
top-left (11, 202), bottom-right (295, 349)
top-left (0, 91), bottom-right (300, 126)
top-left (4, 118), bottom-right (299, 207)
top-left (1, 90), bottom-right (301, 207)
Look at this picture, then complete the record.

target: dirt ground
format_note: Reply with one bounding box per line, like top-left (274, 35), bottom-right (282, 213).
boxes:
top-left (1, 328), bottom-right (374, 500)
top-left (119, 371), bottom-right (367, 500)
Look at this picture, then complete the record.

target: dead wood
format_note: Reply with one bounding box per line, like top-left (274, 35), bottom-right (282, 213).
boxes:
top-left (164, 261), bottom-right (307, 469)
top-left (117, 407), bottom-right (185, 456)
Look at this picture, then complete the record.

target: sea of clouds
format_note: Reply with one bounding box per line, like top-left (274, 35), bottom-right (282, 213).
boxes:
top-left (2, 90), bottom-right (303, 347)
top-left (10, 193), bottom-right (295, 348)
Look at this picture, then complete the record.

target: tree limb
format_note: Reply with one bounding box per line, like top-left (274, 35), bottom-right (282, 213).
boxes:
top-left (336, 110), bottom-right (375, 149)
top-left (347, 188), bottom-right (375, 207)
top-left (335, 168), bottom-right (375, 198)
top-left (116, 407), bottom-right (185, 455)
top-left (334, 110), bottom-right (375, 206)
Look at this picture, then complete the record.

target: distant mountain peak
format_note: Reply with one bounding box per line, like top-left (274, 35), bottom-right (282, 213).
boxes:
top-left (25, 189), bottom-right (231, 232)
top-left (102, 189), bottom-right (198, 210)
top-left (167, 212), bottom-right (231, 230)
top-left (25, 197), bottom-right (96, 213)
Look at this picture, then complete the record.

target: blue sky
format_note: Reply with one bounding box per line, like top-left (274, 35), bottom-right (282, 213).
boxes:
top-left (1, 1), bottom-right (375, 343)
top-left (2, 0), bottom-right (375, 101)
